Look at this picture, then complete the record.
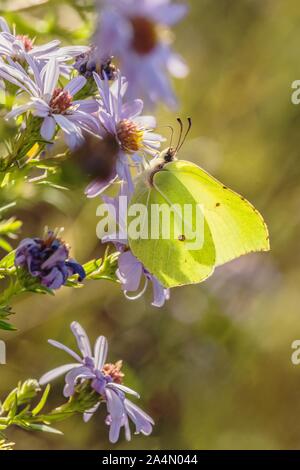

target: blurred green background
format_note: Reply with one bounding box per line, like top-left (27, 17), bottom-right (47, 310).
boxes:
top-left (0, 0), bottom-right (300, 450)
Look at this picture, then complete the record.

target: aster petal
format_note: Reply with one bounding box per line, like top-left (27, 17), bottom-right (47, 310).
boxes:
top-left (117, 251), bottom-right (143, 292)
top-left (6, 103), bottom-right (32, 120)
top-left (0, 63), bottom-right (36, 95)
top-left (65, 259), bottom-right (86, 281)
top-left (133, 115), bottom-right (156, 129)
top-left (70, 321), bottom-right (92, 358)
top-left (102, 184), bottom-right (129, 231)
top-left (41, 244), bottom-right (68, 270)
top-left (41, 267), bottom-right (65, 289)
top-left (124, 414), bottom-right (131, 441)
top-left (52, 45), bottom-right (90, 58)
top-left (0, 17), bottom-right (10, 33)
top-left (47, 339), bottom-right (82, 363)
top-left (67, 110), bottom-right (99, 130)
top-left (25, 54), bottom-right (43, 91)
top-left (64, 128), bottom-right (84, 150)
top-left (111, 74), bottom-right (128, 100)
top-left (53, 114), bottom-right (84, 149)
top-left (116, 75), bottom-right (126, 122)
top-left (116, 157), bottom-right (134, 193)
top-left (85, 173), bottom-right (117, 198)
top-left (0, 41), bottom-right (12, 57)
top-left (83, 402), bottom-right (100, 423)
top-left (64, 75), bottom-right (86, 97)
top-left (94, 335), bottom-right (108, 370)
top-left (63, 366), bottom-right (95, 397)
top-left (29, 40), bottom-right (61, 57)
top-left (99, 109), bottom-right (117, 134)
top-left (106, 382), bottom-right (140, 399)
top-left (167, 53), bottom-right (189, 78)
top-left (93, 72), bottom-right (112, 114)
top-left (30, 97), bottom-right (50, 117)
top-left (43, 58), bottom-right (59, 97)
top-left (72, 99), bottom-right (99, 113)
top-left (53, 113), bottom-right (79, 134)
top-left (143, 131), bottom-right (164, 142)
top-left (124, 399), bottom-right (154, 436)
top-left (121, 99), bottom-right (143, 120)
top-left (40, 116), bottom-right (56, 141)
top-left (150, 276), bottom-right (169, 308)
top-left (144, 0), bottom-right (170, 4)
top-left (105, 388), bottom-right (125, 444)
top-left (39, 363), bottom-right (79, 385)
top-left (101, 233), bottom-right (126, 248)
top-left (142, 60), bottom-right (177, 108)
top-left (150, 4), bottom-right (188, 25)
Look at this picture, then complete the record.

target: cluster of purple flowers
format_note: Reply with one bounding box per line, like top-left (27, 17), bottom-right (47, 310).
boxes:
top-left (0, 3), bottom-right (186, 308)
top-left (0, 3), bottom-right (188, 444)
top-left (40, 322), bottom-right (154, 443)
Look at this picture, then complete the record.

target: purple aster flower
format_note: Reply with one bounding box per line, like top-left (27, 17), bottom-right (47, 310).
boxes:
top-left (85, 72), bottom-right (164, 197)
top-left (0, 55), bottom-right (98, 149)
top-left (39, 321), bottom-right (154, 444)
top-left (15, 229), bottom-right (85, 290)
top-left (0, 16), bottom-right (89, 70)
top-left (95, 0), bottom-right (189, 107)
top-left (102, 186), bottom-right (170, 308)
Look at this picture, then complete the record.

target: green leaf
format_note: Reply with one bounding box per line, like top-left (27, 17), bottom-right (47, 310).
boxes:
top-left (0, 217), bottom-right (22, 237)
top-left (7, 394), bottom-right (18, 419)
top-left (27, 423), bottom-right (63, 435)
top-left (0, 202), bottom-right (16, 214)
top-left (0, 238), bottom-right (13, 252)
top-left (2, 389), bottom-right (17, 413)
top-left (35, 181), bottom-right (69, 191)
top-left (32, 385), bottom-right (51, 417)
top-left (82, 258), bottom-right (102, 277)
top-left (0, 251), bottom-right (15, 270)
top-left (128, 160), bottom-right (269, 288)
top-left (0, 320), bottom-right (16, 331)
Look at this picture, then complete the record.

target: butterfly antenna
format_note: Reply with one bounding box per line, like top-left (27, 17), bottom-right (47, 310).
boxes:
top-left (155, 125), bottom-right (174, 148)
top-left (168, 125), bottom-right (174, 148)
top-left (177, 117), bottom-right (192, 152)
top-left (175, 118), bottom-right (184, 153)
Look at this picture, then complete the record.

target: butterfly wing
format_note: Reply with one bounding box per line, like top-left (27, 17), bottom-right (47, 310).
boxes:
top-left (128, 173), bottom-right (216, 288)
top-left (157, 160), bottom-right (270, 267)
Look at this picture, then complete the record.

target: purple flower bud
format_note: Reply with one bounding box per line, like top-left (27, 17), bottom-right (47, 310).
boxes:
top-left (15, 230), bottom-right (85, 290)
top-left (74, 47), bottom-right (117, 81)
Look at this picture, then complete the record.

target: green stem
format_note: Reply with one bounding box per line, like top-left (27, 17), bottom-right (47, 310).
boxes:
top-left (2, 116), bottom-right (46, 172)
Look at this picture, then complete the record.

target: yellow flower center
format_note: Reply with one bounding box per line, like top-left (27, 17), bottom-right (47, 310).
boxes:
top-left (117, 119), bottom-right (144, 153)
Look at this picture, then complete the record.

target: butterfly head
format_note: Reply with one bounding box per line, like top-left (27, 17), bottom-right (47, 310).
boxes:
top-left (160, 146), bottom-right (177, 163)
top-left (147, 118), bottom-right (192, 186)
top-left (160, 117), bottom-right (192, 162)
